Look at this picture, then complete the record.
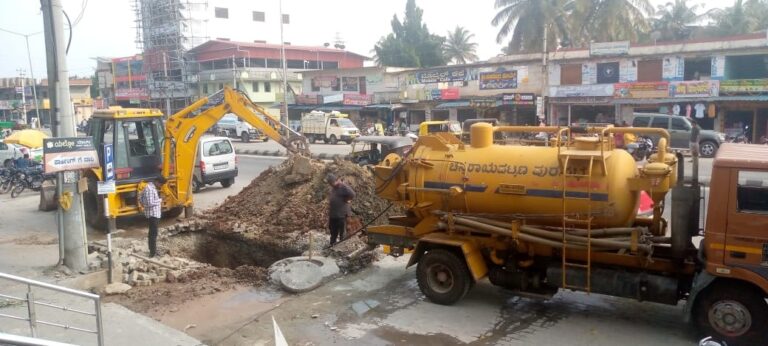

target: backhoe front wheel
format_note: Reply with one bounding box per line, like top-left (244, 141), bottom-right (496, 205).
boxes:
top-left (416, 248), bottom-right (473, 305)
top-left (693, 281), bottom-right (768, 346)
top-left (84, 187), bottom-right (107, 231)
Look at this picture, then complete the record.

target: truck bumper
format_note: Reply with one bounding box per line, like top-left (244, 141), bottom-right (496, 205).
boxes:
top-left (341, 135), bottom-right (358, 142)
top-left (202, 168), bottom-right (238, 184)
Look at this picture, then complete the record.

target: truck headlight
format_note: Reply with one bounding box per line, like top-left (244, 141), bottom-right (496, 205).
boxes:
top-left (717, 133), bottom-right (726, 142)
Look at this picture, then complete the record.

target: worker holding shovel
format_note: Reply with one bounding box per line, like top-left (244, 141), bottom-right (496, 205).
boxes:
top-left (325, 173), bottom-right (355, 246)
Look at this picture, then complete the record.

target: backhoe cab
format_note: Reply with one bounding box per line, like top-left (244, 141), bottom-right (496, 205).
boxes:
top-left (82, 87), bottom-right (310, 230)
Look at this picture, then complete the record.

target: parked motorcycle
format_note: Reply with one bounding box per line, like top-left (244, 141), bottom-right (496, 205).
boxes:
top-left (0, 167), bottom-right (16, 194)
top-left (727, 125), bottom-right (750, 144)
top-left (627, 136), bottom-right (654, 162)
top-left (10, 166), bottom-right (54, 198)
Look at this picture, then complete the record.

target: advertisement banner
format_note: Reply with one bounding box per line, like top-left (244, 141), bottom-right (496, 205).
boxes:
top-left (440, 87), bottom-right (460, 100)
top-left (720, 79), bottom-right (768, 94)
top-left (343, 94), bottom-right (372, 106)
top-left (669, 80), bottom-right (719, 98)
top-left (479, 70), bottom-right (517, 90)
top-left (469, 99), bottom-right (496, 108)
top-left (663, 56), bottom-right (684, 81)
top-left (549, 84), bottom-right (614, 97)
top-left (296, 94), bottom-right (321, 105)
top-left (115, 88), bottom-right (149, 100)
top-left (323, 93), bottom-right (344, 104)
top-left (416, 69), bottom-right (466, 84)
top-left (43, 137), bottom-right (99, 173)
top-left (590, 41), bottom-right (630, 56)
top-left (342, 77), bottom-right (359, 92)
top-left (613, 82), bottom-right (670, 98)
top-left (311, 76), bottom-right (338, 89)
top-left (501, 93), bottom-right (535, 105)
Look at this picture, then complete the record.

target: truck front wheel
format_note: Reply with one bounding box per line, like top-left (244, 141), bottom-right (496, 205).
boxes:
top-left (416, 248), bottom-right (473, 305)
top-left (693, 281), bottom-right (768, 345)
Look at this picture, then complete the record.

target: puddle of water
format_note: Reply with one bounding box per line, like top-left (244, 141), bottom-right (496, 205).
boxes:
top-left (152, 285), bottom-right (285, 343)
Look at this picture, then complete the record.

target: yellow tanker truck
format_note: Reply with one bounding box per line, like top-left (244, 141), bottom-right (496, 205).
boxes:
top-left (369, 123), bottom-right (768, 345)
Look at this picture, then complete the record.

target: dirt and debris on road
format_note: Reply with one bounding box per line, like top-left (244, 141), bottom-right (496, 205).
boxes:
top-left (102, 156), bottom-right (401, 315)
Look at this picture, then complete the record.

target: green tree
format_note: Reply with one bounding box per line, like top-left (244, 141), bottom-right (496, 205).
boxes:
top-left (712, 0), bottom-right (751, 35)
top-left (652, 0), bottom-right (712, 41)
top-left (492, 0), bottom-right (571, 53)
top-left (90, 74), bottom-right (99, 98)
top-left (570, 0), bottom-right (654, 44)
top-left (745, 0), bottom-right (768, 30)
top-left (373, 0), bottom-right (446, 67)
top-left (443, 26), bottom-right (479, 64)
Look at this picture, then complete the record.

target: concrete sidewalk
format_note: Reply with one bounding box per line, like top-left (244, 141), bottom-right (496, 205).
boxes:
top-left (0, 195), bottom-right (202, 345)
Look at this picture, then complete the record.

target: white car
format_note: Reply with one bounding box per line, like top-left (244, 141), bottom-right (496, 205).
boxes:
top-left (0, 142), bottom-right (24, 167)
top-left (192, 136), bottom-right (238, 192)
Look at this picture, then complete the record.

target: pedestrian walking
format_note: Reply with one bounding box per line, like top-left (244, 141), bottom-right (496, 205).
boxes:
top-left (690, 119), bottom-right (701, 160)
top-left (326, 173), bottom-right (355, 246)
top-left (139, 176), bottom-right (165, 257)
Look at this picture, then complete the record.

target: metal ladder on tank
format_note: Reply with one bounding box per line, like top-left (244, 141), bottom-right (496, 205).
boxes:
top-left (559, 137), bottom-right (610, 293)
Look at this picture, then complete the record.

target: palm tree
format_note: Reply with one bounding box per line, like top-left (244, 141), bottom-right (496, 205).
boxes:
top-left (492, 0), bottom-right (571, 53)
top-left (652, 0), bottom-right (712, 41)
top-left (712, 0), bottom-right (751, 36)
top-left (443, 26), bottom-right (479, 64)
top-left (571, 0), bottom-right (654, 45)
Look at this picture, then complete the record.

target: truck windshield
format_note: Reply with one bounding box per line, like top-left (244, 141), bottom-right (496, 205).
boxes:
top-left (338, 118), bottom-right (356, 128)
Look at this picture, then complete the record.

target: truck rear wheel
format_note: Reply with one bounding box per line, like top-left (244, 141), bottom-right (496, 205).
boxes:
top-left (693, 281), bottom-right (768, 345)
top-left (241, 131), bottom-right (250, 143)
top-left (329, 135), bottom-right (338, 145)
top-left (416, 248), bottom-right (473, 305)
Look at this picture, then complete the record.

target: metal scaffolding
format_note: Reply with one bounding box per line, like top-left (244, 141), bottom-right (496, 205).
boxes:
top-left (132, 0), bottom-right (208, 115)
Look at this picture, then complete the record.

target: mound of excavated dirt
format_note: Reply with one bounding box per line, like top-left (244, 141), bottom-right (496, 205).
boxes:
top-left (195, 156), bottom-right (402, 271)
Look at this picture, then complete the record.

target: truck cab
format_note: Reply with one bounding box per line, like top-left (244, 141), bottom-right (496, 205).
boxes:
top-left (215, 113), bottom-right (268, 143)
top-left (301, 110), bottom-right (360, 145)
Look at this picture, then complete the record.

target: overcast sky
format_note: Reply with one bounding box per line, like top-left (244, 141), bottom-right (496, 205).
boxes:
top-left (0, 0), bottom-right (737, 78)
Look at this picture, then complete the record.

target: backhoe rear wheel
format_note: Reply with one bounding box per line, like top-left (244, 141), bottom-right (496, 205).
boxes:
top-left (84, 181), bottom-right (107, 231)
top-left (416, 248), bottom-right (473, 305)
top-left (693, 281), bottom-right (768, 346)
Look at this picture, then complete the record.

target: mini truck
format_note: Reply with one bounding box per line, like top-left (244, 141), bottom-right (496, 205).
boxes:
top-left (369, 123), bottom-right (768, 345)
top-left (300, 110), bottom-right (360, 144)
top-left (80, 87), bottom-right (309, 230)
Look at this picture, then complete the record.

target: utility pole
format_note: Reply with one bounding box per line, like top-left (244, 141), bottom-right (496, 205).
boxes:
top-left (42, 0), bottom-right (89, 272)
top-left (24, 36), bottom-right (42, 127)
top-left (16, 69), bottom-right (27, 125)
top-left (279, 0), bottom-right (289, 125)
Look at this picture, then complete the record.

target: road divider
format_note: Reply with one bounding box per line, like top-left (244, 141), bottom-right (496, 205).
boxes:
top-left (235, 149), bottom-right (350, 161)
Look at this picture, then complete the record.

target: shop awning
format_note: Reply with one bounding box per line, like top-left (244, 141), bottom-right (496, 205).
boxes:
top-left (364, 103), bottom-right (404, 110)
top-left (613, 95), bottom-right (768, 105)
top-left (435, 101), bottom-right (470, 109)
top-left (288, 104), bottom-right (364, 112)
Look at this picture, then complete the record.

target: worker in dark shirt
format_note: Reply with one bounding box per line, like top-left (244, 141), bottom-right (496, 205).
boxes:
top-left (15, 154), bottom-right (33, 170)
top-left (690, 119), bottom-right (701, 159)
top-left (326, 173), bottom-right (355, 246)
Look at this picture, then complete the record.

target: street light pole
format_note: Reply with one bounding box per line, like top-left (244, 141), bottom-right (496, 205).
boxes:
top-left (16, 69), bottom-right (27, 124)
top-left (278, 0), bottom-right (288, 125)
top-left (24, 36), bottom-right (42, 127)
top-left (42, 0), bottom-right (89, 272)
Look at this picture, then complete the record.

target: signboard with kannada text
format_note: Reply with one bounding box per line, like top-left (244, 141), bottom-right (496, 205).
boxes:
top-left (589, 41), bottom-right (630, 56)
top-left (613, 82), bottom-right (669, 98)
top-left (720, 79), bottom-right (768, 94)
top-left (479, 70), bottom-right (517, 90)
top-left (501, 93), bottom-right (535, 105)
top-left (669, 80), bottom-right (719, 98)
top-left (343, 94), bottom-right (372, 106)
top-left (416, 69), bottom-right (467, 84)
top-left (43, 137), bottom-right (99, 173)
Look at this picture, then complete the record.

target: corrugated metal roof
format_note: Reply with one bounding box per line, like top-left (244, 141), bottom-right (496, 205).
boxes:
top-left (714, 143), bottom-right (768, 170)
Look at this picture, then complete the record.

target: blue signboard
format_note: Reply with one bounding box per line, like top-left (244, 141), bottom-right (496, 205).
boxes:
top-left (103, 143), bottom-right (114, 182)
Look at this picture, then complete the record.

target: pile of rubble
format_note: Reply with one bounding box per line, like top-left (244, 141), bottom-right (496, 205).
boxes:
top-left (192, 156), bottom-right (403, 271)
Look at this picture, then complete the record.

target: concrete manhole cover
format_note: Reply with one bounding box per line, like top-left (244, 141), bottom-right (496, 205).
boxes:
top-left (279, 260), bottom-right (324, 293)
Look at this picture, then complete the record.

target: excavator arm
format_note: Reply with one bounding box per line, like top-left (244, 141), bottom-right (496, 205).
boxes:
top-left (161, 87), bottom-right (310, 207)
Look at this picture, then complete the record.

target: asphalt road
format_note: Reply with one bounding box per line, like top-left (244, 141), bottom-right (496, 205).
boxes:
top-left (0, 153), bottom-right (718, 344)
